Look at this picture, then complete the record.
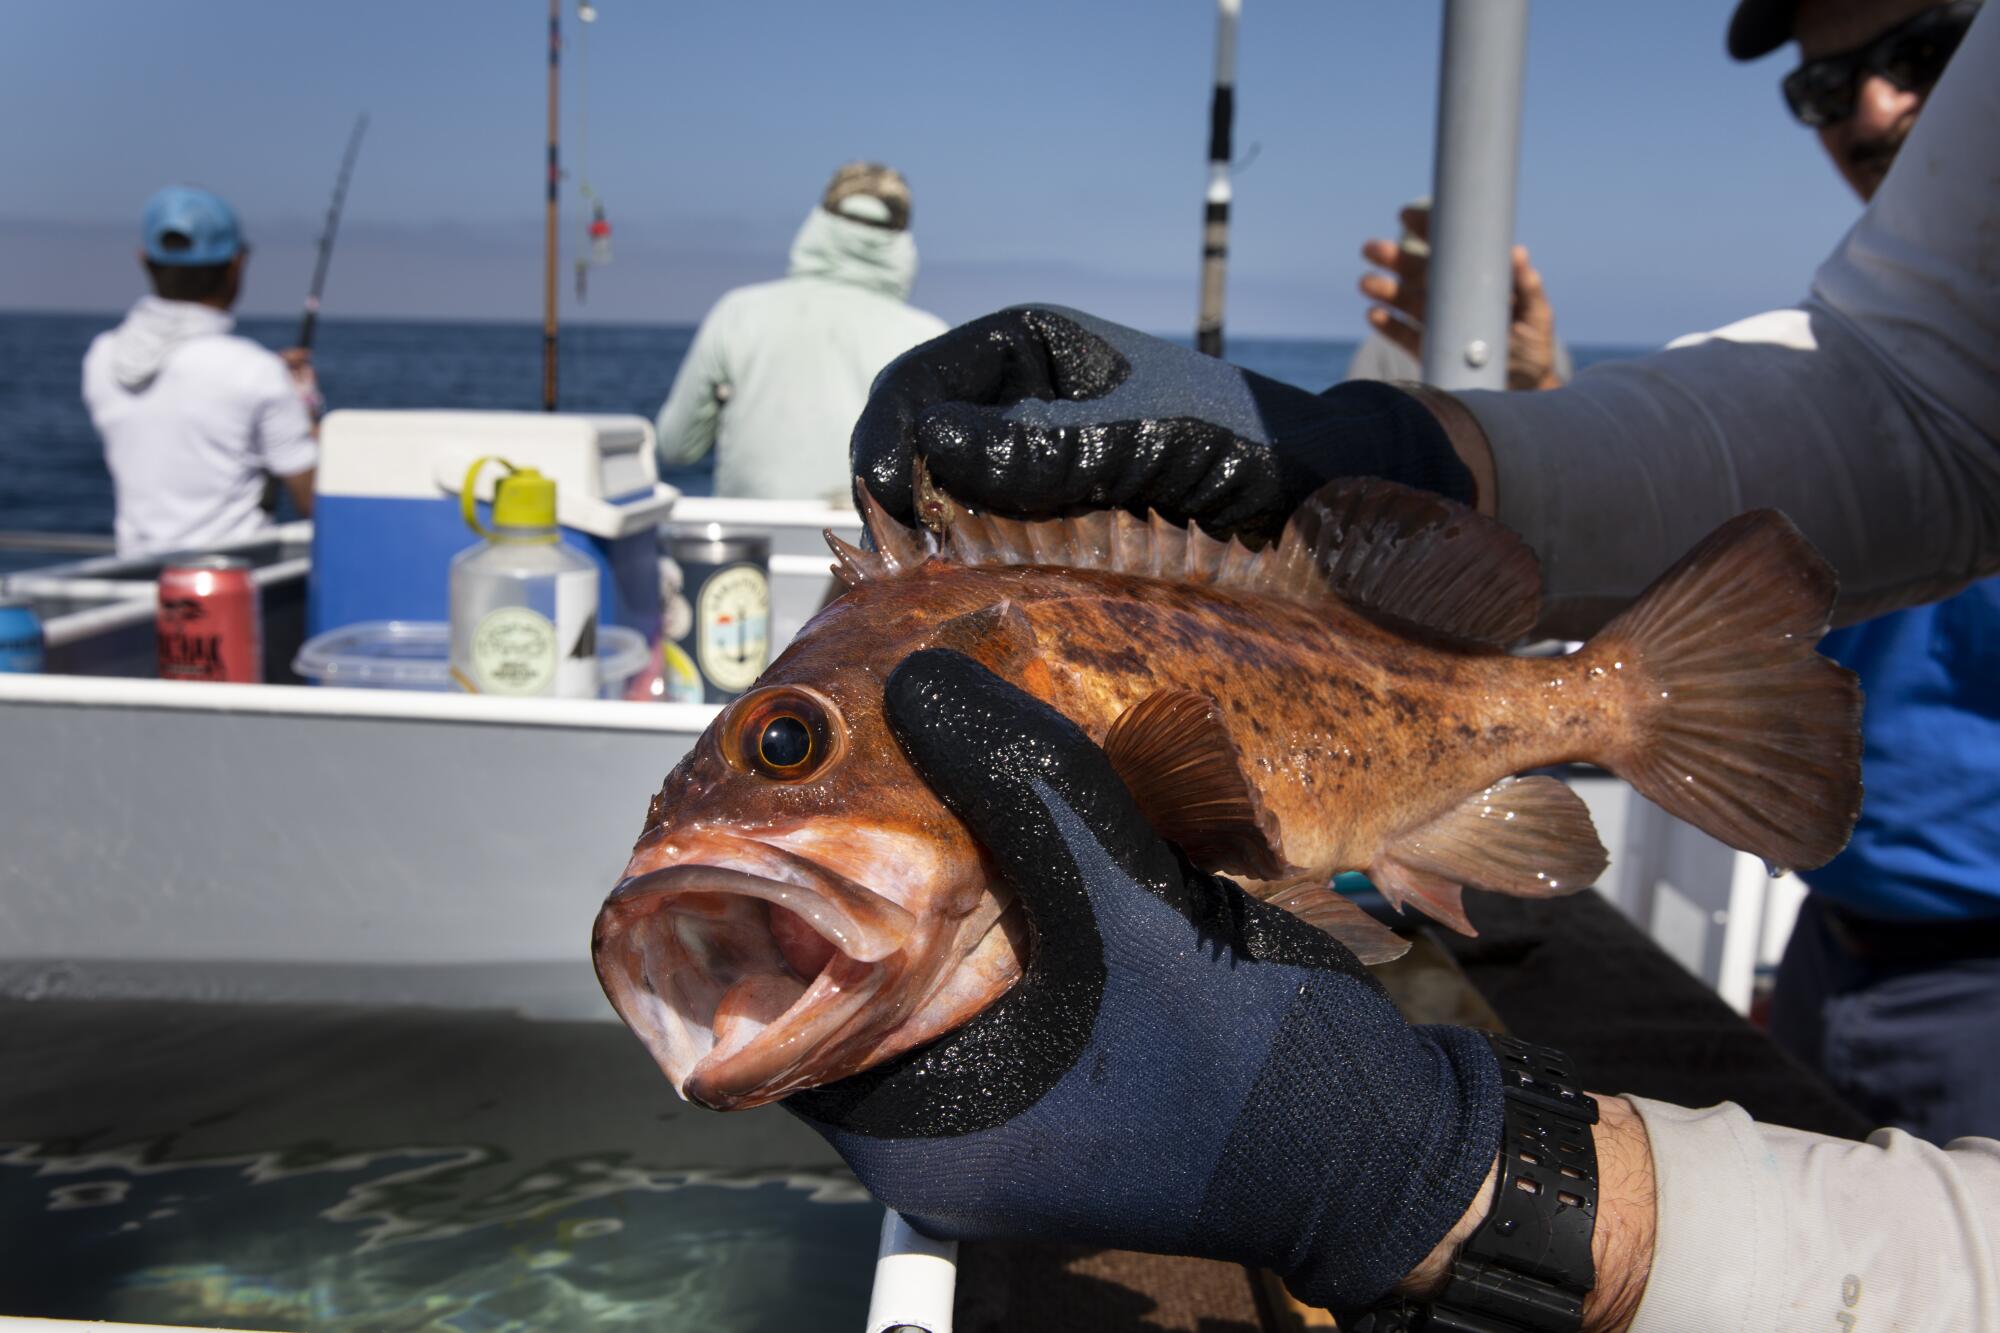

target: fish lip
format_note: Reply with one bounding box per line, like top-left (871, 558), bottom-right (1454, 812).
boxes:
top-left (592, 857), bottom-right (917, 1110)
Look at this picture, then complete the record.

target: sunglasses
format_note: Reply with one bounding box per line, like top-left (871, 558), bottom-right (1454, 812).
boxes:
top-left (1782, 1), bottom-right (1980, 128)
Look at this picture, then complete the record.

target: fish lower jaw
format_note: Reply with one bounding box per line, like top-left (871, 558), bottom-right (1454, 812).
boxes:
top-left (591, 863), bottom-right (913, 1110)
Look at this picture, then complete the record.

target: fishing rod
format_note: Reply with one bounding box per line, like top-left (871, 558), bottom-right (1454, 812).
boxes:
top-left (1194, 0), bottom-right (1240, 358)
top-left (543, 0), bottom-right (561, 411)
top-left (298, 112), bottom-right (370, 351)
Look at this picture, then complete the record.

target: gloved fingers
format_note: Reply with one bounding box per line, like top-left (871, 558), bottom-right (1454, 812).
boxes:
top-left (884, 649), bottom-right (1184, 934)
top-left (851, 309), bottom-right (1060, 522)
top-left (917, 403), bottom-right (1289, 540)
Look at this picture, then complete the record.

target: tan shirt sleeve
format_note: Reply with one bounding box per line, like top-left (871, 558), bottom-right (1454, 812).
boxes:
top-left (1628, 1098), bottom-right (2000, 1333)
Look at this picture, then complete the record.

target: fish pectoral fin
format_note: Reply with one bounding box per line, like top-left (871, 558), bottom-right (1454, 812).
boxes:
top-left (1261, 880), bottom-right (1411, 965)
top-left (1373, 776), bottom-right (1606, 935)
top-left (1103, 687), bottom-right (1295, 881)
top-left (1288, 478), bottom-right (1543, 646)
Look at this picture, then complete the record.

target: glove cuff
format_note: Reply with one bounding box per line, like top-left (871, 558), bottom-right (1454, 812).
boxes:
top-left (1277, 1020), bottom-right (1505, 1316)
top-left (1291, 380), bottom-right (1479, 506)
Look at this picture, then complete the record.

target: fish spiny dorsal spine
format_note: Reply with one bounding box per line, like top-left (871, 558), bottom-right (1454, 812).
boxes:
top-left (830, 476), bottom-right (1335, 607)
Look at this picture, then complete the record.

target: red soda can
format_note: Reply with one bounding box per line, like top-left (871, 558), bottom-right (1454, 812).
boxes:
top-left (157, 555), bottom-right (263, 683)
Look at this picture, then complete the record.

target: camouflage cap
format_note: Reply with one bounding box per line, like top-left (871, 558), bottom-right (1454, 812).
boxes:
top-left (822, 162), bottom-right (912, 231)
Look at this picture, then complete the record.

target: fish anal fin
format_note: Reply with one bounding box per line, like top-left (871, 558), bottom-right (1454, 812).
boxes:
top-left (1370, 860), bottom-right (1476, 936)
top-left (1292, 478), bottom-right (1543, 645)
top-left (1261, 880), bottom-right (1411, 965)
top-left (1103, 688), bottom-right (1295, 881)
top-left (1373, 776), bottom-right (1605, 935)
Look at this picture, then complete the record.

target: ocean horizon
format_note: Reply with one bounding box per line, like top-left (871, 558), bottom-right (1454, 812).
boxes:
top-left (0, 309), bottom-right (1648, 541)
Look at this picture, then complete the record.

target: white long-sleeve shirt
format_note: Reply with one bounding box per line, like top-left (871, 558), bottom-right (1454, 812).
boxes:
top-left (1460, 3), bottom-right (2000, 639)
top-left (1629, 1099), bottom-right (2000, 1332)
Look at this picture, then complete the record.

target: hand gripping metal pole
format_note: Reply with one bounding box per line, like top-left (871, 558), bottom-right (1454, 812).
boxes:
top-left (1420, 0), bottom-right (1530, 391)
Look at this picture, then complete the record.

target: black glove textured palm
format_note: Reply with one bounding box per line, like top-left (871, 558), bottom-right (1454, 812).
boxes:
top-left (787, 649), bottom-right (1503, 1318)
top-left (850, 305), bottom-right (1473, 539)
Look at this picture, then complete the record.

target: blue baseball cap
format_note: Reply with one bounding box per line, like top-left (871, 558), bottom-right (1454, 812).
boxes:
top-left (140, 185), bottom-right (245, 266)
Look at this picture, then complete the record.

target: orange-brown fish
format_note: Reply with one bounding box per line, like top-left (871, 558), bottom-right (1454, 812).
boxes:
top-left (594, 479), bottom-right (1861, 1110)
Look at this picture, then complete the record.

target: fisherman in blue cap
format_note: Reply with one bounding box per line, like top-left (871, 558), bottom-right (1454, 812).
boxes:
top-left (82, 185), bottom-right (319, 557)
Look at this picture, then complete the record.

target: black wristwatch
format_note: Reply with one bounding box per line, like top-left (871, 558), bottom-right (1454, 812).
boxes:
top-left (1349, 1034), bottom-right (1600, 1333)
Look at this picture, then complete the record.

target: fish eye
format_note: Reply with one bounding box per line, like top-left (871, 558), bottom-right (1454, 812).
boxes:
top-left (758, 715), bottom-right (812, 769)
top-left (726, 686), bottom-right (844, 782)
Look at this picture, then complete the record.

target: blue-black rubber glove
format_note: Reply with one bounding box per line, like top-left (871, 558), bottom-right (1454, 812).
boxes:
top-left (786, 649), bottom-right (1503, 1318)
top-left (850, 304), bottom-right (1473, 539)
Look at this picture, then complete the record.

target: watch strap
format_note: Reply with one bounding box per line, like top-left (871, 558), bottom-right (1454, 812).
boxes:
top-left (1347, 1034), bottom-right (1600, 1333)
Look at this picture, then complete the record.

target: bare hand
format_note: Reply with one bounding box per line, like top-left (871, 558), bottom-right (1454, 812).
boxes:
top-left (279, 347), bottom-right (325, 420)
top-left (1359, 205), bottom-right (1565, 392)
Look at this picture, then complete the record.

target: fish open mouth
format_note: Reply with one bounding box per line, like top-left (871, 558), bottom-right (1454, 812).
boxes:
top-left (592, 859), bottom-right (916, 1110)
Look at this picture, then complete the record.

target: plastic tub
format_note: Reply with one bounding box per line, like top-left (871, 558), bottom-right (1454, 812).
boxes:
top-left (294, 620), bottom-right (650, 698)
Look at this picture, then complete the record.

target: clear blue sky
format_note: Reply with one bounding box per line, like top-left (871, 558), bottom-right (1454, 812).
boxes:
top-left (0, 1), bottom-right (1860, 344)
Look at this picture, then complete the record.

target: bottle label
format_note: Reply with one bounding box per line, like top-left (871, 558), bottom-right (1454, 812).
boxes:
top-left (696, 563), bottom-right (770, 694)
top-left (555, 565), bottom-right (599, 698)
top-left (472, 606), bottom-right (557, 695)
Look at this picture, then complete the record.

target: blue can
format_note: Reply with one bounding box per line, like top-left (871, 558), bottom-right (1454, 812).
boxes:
top-left (0, 597), bottom-right (46, 673)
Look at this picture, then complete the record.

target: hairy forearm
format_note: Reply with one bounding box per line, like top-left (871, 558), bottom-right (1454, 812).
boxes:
top-left (1397, 1094), bottom-right (1656, 1332)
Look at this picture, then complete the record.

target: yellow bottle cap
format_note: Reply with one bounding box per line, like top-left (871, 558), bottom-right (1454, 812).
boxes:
top-left (494, 468), bottom-right (557, 528)
top-left (461, 457), bottom-right (558, 538)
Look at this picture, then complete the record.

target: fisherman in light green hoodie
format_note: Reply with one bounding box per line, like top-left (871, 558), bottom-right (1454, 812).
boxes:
top-left (656, 163), bottom-right (947, 501)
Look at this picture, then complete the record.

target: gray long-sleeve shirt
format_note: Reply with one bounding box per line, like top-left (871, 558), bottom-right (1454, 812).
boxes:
top-left (1460, 2), bottom-right (2000, 640)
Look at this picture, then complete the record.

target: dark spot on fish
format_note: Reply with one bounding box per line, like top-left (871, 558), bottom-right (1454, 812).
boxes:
top-left (1487, 724), bottom-right (1516, 745)
top-left (1058, 634), bottom-right (1153, 678)
top-left (1454, 723), bottom-right (1476, 740)
top-left (1386, 688), bottom-right (1430, 724)
top-left (1362, 753), bottom-right (1373, 770)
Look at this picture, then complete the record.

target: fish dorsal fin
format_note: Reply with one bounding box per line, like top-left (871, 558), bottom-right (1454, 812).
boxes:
top-left (905, 466), bottom-right (1539, 640)
top-left (1102, 688), bottom-right (1295, 880)
top-left (1370, 776), bottom-right (1604, 935)
top-left (913, 463), bottom-right (1318, 599)
top-left (859, 482), bottom-right (934, 572)
top-left (1258, 879), bottom-right (1411, 965)
top-left (1292, 479), bottom-right (1543, 645)
top-left (826, 484), bottom-right (939, 587)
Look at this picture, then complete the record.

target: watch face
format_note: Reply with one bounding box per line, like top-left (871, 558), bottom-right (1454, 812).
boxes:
top-left (695, 563), bottom-right (770, 694)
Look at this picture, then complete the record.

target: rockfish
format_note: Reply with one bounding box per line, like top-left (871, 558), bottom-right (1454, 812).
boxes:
top-left (595, 479), bottom-right (1861, 1109)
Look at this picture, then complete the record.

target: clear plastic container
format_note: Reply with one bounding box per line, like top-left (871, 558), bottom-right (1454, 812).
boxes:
top-left (295, 620), bottom-right (649, 698)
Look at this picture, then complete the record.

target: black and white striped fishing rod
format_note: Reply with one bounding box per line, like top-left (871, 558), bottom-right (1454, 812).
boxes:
top-left (1195, 0), bottom-right (1239, 358)
top-left (297, 112), bottom-right (369, 352)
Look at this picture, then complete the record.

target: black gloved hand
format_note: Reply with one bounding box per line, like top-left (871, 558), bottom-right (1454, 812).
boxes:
top-left (787, 649), bottom-right (1503, 1318)
top-left (851, 304), bottom-right (1473, 539)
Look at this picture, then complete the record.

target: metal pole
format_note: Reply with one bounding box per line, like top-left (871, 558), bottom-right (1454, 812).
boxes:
top-left (542, 0), bottom-right (561, 411)
top-left (1420, 0), bottom-right (1529, 390)
top-left (865, 1210), bottom-right (957, 1333)
top-left (1194, 0), bottom-right (1240, 358)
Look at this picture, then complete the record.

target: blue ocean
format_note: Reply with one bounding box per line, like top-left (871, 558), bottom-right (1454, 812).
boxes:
top-left (0, 309), bottom-right (1642, 540)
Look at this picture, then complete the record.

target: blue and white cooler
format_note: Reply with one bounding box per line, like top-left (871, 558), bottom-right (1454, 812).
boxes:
top-left (309, 410), bottom-right (674, 650)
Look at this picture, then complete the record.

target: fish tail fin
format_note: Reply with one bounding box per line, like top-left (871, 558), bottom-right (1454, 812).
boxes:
top-left (1584, 510), bottom-right (1862, 873)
